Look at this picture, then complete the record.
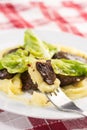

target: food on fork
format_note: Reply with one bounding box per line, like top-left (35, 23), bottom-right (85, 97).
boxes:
top-left (0, 29), bottom-right (87, 105)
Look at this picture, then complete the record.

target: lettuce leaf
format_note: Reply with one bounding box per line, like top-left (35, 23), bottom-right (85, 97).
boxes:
top-left (1, 49), bottom-right (31, 73)
top-left (51, 59), bottom-right (87, 76)
top-left (24, 30), bottom-right (51, 59)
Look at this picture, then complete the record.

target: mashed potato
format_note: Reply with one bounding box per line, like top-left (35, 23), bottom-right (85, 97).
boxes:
top-left (0, 74), bottom-right (22, 95)
top-left (63, 78), bottom-right (87, 100)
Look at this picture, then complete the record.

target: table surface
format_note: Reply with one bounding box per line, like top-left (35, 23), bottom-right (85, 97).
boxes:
top-left (0, 1), bottom-right (87, 130)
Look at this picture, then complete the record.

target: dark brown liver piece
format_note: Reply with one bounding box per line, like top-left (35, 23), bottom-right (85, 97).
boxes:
top-left (52, 51), bottom-right (87, 86)
top-left (0, 69), bottom-right (15, 79)
top-left (20, 71), bottom-right (38, 91)
top-left (36, 60), bottom-right (56, 85)
top-left (52, 51), bottom-right (87, 63)
top-left (56, 74), bottom-right (85, 87)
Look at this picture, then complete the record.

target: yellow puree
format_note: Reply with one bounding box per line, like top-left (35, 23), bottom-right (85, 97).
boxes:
top-left (0, 71), bottom-right (87, 106)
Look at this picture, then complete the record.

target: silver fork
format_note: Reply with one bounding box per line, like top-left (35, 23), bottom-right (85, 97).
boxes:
top-left (45, 87), bottom-right (87, 117)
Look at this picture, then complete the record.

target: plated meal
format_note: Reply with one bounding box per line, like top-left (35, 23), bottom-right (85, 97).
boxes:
top-left (0, 29), bottom-right (87, 107)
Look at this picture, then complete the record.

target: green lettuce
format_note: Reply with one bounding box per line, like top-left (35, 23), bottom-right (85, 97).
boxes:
top-left (1, 49), bottom-right (31, 73)
top-left (24, 30), bottom-right (56, 59)
top-left (51, 59), bottom-right (87, 76)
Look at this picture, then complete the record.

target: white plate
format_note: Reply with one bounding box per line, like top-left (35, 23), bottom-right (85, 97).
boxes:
top-left (0, 29), bottom-right (87, 120)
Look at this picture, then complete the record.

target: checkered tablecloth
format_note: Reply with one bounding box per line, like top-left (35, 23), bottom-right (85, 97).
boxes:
top-left (0, 1), bottom-right (87, 130)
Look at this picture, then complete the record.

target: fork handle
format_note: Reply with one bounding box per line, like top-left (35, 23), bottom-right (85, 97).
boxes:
top-left (70, 110), bottom-right (87, 117)
top-left (81, 111), bottom-right (87, 117)
top-left (59, 108), bottom-right (87, 117)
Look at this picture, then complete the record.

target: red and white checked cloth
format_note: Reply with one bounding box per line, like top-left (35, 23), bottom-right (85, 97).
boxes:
top-left (0, 1), bottom-right (87, 130)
